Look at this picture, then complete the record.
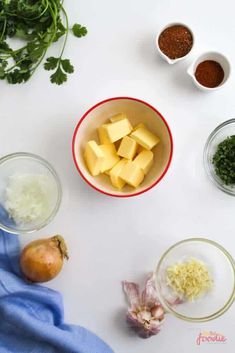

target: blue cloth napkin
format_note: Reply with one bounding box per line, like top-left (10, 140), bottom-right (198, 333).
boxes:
top-left (0, 207), bottom-right (114, 353)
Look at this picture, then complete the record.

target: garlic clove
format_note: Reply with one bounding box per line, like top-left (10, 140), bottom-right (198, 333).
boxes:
top-left (137, 309), bottom-right (152, 322)
top-left (151, 305), bottom-right (165, 320)
top-left (122, 281), bottom-right (140, 309)
top-left (142, 273), bottom-right (159, 307)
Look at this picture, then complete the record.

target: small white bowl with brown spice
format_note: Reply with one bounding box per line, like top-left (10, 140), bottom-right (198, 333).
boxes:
top-left (187, 51), bottom-right (231, 91)
top-left (156, 22), bottom-right (194, 64)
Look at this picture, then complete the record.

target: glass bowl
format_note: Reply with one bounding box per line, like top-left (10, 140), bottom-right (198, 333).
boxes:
top-left (0, 152), bottom-right (62, 234)
top-left (155, 238), bottom-right (235, 322)
top-left (204, 119), bottom-right (235, 196)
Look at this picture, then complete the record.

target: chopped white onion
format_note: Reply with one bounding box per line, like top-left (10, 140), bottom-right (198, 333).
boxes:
top-left (5, 174), bottom-right (54, 225)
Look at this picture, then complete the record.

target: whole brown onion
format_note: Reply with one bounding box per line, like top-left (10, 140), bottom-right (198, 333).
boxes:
top-left (20, 235), bottom-right (69, 283)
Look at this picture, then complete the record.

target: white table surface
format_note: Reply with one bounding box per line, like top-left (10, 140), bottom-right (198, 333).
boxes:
top-left (1, 0), bottom-right (235, 352)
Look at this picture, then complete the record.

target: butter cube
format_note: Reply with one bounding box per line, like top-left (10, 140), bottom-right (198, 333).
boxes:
top-left (98, 124), bottom-right (111, 144)
top-left (130, 127), bottom-right (160, 150)
top-left (119, 161), bottom-right (144, 188)
top-left (134, 150), bottom-right (154, 175)
top-left (84, 141), bottom-right (104, 176)
top-left (110, 158), bottom-right (128, 190)
top-left (110, 113), bottom-right (132, 130)
top-left (100, 144), bottom-right (120, 173)
top-left (117, 136), bottom-right (137, 160)
top-left (136, 144), bottom-right (146, 154)
top-left (104, 118), bottom-right (133, 143)
top-left (133, 123), bottom-right (145, 131)
top-left (110, 113), bottom-right (127, 123)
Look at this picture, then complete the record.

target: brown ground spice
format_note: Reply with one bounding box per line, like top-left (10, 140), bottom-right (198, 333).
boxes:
top-left (195, 60), bottom-right (224, 88)
top-left (158, 25), bottom-right (193, 59)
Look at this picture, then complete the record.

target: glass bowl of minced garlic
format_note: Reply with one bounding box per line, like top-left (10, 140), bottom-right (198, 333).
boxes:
top-left (155, 238), bottom-right (235, 322)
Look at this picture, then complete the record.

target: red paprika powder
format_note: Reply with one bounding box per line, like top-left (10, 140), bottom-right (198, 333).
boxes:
top-left (195, 60), bottom-right (224, 88)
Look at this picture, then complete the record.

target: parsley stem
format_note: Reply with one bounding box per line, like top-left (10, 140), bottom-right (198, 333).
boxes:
top-left (0, 18), bottom-right (6, 42)
top-left (58, 5), bottom-right (69, 61)
top-left (29, 0), bottom-right (58, 77)
top-left (0, 45), bottom-right (28, 59)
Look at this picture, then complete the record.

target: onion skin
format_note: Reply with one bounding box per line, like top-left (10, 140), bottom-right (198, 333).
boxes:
top-left (20, 235), bottom-right (69, 283)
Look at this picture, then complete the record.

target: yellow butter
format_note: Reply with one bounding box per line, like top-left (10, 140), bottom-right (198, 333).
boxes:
top-left (100, 144), bottom-right (120, 173)
top-left (119, 161), bottom-right (144, 188)
top-left (104, 118), bottom-right (133, 143)
top-left (84, 141), bottom-right (104, 176)
top-left (136, 144), bottom-right (146, 154)
top-left (110, 113), bottom-right (127, 123)
top-left (133, 123), bottom-right (145, 131)
top-left (98, 124), bottom-right (111, 144)
top-left (130, 126), bottom-right (160, 150)
top-left (117, 136), bottom-right (137, 160)
top-left (134, 150), bottom-right (154, 175)
top-left (110, 113), bottom-right (132, 131)
top-left (110, 158), bottom-right (128, 189)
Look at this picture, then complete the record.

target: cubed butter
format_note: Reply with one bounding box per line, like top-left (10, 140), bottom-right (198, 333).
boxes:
top-left (119, 161), bottom-right (144, 188)
top-left (98, 124), bottom-right (111, 144)
top-left (133, 123), bottom-right (145, 131)
top-left (136, 144), bottom-right (146, 154)
top-left (130, 126), bottom-right (160, 150)
top-left (110, 113), bottom-right (127, 123)
top-left (100, 144), bottom-right (120, 173)
top-left (134, 150), bottom-right (154, 175)
top-left (110, 158), bottom-right (128, 190)
top-left (84, 141), bottom-right (104, 176)
top-left (104, 118), bottom-right (133, 143)
top-left (117, 136), bottom-right (137, 160)
top-left (110, 113), bottom-right (132, 130)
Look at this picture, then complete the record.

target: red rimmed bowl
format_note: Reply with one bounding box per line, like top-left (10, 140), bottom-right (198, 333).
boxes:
top-left (72, 97), bottom-right (173, 197)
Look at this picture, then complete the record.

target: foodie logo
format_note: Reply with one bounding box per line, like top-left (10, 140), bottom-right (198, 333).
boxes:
top-left (196, 331), bottom-right (227, 345)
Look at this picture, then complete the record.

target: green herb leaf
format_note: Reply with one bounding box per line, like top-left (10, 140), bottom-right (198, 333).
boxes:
top-left (27, 42), bottom-right (45, 61)
top-left (61, 59), bottom-right (74, 74)
top-left (0, 66), bottom-right (5, 79)
top-left (50, 66), bottom-right (67, 85)
top-left (72, 24), bottom-right (87, 37)
top-left (6, 69), bottom-right (31, 84)
top-left (213, 135), bottom-right (235, 185)
top-left (44, 57), bottom-right (59, 71)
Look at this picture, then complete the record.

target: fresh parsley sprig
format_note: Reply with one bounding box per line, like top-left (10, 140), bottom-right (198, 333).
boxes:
top-left (0, 0), bottom-right (87, 85)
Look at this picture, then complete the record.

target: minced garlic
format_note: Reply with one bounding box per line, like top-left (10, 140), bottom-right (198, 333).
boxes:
top-left (166, 258), bottom-right (213, 301)
top-left (5, 174), bottom-right (53, 225)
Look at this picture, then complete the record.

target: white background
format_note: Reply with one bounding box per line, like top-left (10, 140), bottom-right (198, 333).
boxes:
top-left (1, 0), bottom-right (235, 352)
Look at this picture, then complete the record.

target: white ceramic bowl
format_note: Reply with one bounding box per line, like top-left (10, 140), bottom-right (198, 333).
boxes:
top-left (72, 97), bottom-right (173, 197)
top-left (156, 22), bottom-right (194, 64)
top-left (187, 51), bottom-right (231, 91)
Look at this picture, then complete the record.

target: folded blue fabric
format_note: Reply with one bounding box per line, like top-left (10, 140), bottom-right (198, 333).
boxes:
top-left (0, 207), bottom-right (114, 353)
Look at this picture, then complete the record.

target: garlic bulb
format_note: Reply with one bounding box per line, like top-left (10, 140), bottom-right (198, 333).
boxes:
top-left (122, 274), bottom-right (165, 338)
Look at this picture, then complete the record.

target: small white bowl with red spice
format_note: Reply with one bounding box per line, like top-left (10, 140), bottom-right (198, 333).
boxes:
top-left (187, 52), bottom-right (231, 91)
top-left (156, 22), bottom-right (194, 64)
